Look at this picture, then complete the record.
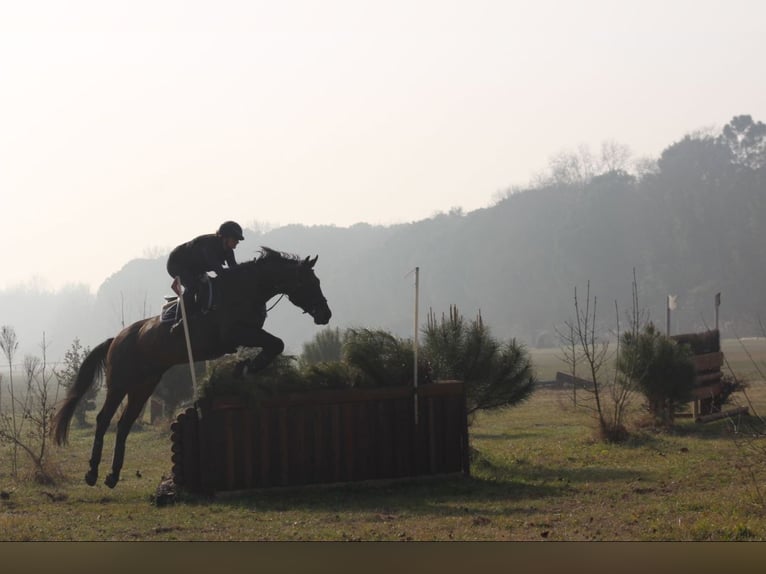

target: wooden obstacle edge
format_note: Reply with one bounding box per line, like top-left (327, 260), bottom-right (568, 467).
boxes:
top-left (693, 405), bottom-right (749, 424)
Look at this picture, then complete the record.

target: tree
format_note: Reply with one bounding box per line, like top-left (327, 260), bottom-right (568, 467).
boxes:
top-left (1, 325), bottom-right (20, 473)
top-left (301, 327), bottom-right (343, 365)
top-left (616, 323), bottom-right (696, 425)
top-left (533, 140), bottom-right (634, 188)
top-left (559, 284), bottom-right (614, 439)
top-left (0, 332), bottom-right (58, 482)
top-left (720, 114), bottom-right (766, 169)
top-left (54, 338), bottom-right (96, 427)
top-left (422, 305), bottom-right (536, 419)
top-left (342, 328), bottom-right (423, 388)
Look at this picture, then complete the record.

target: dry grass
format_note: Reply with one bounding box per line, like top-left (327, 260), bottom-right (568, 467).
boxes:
top-left (1, 344), bottom-right (766, 541)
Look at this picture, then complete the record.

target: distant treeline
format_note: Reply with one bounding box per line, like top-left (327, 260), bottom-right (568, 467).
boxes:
top-left (2, 115), bottom-right (765, 361)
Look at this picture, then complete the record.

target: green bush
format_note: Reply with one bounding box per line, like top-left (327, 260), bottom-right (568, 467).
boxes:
top-left (616, 323), bottom-right (696, 424)
top-left (422, 305), bottom-right (536, 416)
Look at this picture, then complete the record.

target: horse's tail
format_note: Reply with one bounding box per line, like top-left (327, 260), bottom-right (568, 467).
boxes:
top-left (51, 338), bottom-right (113, 446)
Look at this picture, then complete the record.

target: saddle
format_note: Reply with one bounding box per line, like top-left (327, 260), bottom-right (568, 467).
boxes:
top-left (160, 276), bottom-right (215, 324)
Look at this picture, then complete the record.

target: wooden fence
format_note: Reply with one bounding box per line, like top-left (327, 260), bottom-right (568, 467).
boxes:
top-left (170, 381), bottom-right (469, 494)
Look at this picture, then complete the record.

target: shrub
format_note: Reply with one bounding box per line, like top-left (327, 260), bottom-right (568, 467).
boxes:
top-left (616, 323), bottom-right (696, 425)
top-left (423, 305), bottom-right (536, 417)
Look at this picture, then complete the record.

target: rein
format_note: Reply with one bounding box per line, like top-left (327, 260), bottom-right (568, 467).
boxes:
top-left (266, 294), bottom-right (285, 312)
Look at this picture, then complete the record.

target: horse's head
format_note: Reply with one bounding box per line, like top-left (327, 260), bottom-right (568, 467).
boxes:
top-left (285, 255), bottom-right (332, 325)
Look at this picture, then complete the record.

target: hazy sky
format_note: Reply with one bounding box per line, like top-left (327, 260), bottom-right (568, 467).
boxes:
top-left (2, 0), bottom-right (765, 292)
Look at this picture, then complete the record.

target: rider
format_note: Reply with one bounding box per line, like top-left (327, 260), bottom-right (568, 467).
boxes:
top-left (166, 220), bottom-right (245, 331)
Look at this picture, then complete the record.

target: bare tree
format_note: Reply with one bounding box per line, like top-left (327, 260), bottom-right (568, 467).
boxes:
top-left (562, 283), bottom-right (610, 435)
top-left (599, 140), bottom-right (633, 173)
top-left (533, 140), bottom-right (636, 189)
top-left (608, 270), bottom-right (646, 432)
top-left (0, 333), bottom-right (59, 483)
top-left (1, 325), bottom-right (19, 473)
top-left (556, 321), bottom-right (584, 407)
top-left (724, 319), bottom-right (766, 506)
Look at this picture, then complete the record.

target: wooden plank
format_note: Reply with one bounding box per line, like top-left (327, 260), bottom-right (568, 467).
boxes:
top-left (231, 410), bottom-right (247, 490)
top-left (377, 399), bottom-right (394, 480)
top-left (354, 401), bottom-right (372, 480)
top-left (690, 382), bottom-right (723, 399)
top-left (555, 371), bottom-right (593, 387)
top-left (414, 394), bottom-right (430, 476)
top-left (695, 372), bottom-right (722, 387)
top-left (331, 404), bottom-right (342, 483)
top-left (289, 406), bottom-right (307, 486)
top-left (279, 407), bottom-right (289, 486)
top-left (197, 408), bottom-right (214, 492)
top-left (392, 397), bottom-right (413, 478)
top-left (428, 397), bottom-right (438, 474)
top-left (443, 393), bottom-right (462, 473)
top-left (182, 409), bottom-right (201, 491)
top-left (311, 404), bottom-right (327, 485)
top-left (695, 406), bottom-right (749, 423)
top-left (343, 402), bottom-right (355, 481)
top-left (211, 409), bottom-right (227, 490)
top-left (242, 411), bottom-right (254, 489)
top-left (225, 410), bottom-right (236, 491)
top-left (693, 351), bottom-right (723, 372)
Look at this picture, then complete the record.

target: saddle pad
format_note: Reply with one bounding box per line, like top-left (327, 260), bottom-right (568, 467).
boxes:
top-left (160, 299), bottom-right (180, 323)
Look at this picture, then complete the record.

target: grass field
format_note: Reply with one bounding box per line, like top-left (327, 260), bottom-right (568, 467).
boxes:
top-left (1, 341), bottom-right (766, 541)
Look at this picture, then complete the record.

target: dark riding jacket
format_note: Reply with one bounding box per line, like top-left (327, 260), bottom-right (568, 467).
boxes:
top-left (166, 233), bottom-right (238, 280)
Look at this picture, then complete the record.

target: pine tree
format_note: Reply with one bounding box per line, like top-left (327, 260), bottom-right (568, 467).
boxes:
top-left (423, 305), bottom-right (536, 418)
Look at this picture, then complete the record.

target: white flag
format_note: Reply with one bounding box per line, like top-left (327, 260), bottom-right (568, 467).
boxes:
top-left (668, 295), bottom-right (677, 310)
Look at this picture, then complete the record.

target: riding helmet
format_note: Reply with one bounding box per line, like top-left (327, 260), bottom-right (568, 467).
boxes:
top-left (218, 221), bottom-right (244, 241)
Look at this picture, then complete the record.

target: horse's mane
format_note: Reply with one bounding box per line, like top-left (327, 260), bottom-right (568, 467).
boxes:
top-left (233, 246), bottom-right (302, 273)
top-left (256, 246), bottom-right (302, 263)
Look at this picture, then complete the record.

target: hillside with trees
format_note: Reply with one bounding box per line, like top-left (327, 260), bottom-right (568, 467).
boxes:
top-left (1, 115), bottom-right (765, 362)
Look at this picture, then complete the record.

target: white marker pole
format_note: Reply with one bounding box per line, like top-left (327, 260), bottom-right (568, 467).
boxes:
top-left (172, 277), bottom-right (197, 391)
top-left (413, 266), bottom-right (419, 426)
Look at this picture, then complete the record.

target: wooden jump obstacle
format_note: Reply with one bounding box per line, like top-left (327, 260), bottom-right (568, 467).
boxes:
top-left (669, 329), bottom-right (747, 421)
top-left (170, 381), bottom-right (470, 494)
top-left (555, 330), bottom-right (747, 423)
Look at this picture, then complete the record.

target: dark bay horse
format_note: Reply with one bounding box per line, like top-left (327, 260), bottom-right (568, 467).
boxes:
top-left (52, 247), bottom-right (331, 488)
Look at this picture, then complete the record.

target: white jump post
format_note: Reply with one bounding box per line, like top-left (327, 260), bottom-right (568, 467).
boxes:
top-left (413, 266), bottom-right (420, 426)
top-left (172, 277), bottom-right (198, 391)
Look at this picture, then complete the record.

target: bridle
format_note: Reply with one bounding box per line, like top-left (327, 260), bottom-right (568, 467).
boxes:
top-left (267, 286), bottom-right (327, 317)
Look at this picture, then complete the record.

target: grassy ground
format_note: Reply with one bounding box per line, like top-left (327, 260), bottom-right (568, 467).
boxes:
top-left (1, 343), bottom-right (766, 541)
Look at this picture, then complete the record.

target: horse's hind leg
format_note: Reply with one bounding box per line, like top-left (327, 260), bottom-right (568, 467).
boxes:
top-left (104, 381), bottom-right (156, 489)
top-left (86, 389), bottom-right (126, 486)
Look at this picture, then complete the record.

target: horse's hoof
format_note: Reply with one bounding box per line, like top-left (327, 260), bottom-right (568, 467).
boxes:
top-left (104, 474), bottom-right (119, 489)
top-left (84, 471), bottom-right (98, 487)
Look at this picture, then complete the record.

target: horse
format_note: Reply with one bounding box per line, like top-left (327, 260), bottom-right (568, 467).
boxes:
top-left (51, 247), bottom-right (332, 488)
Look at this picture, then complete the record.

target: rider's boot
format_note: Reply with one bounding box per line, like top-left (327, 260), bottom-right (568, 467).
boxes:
top-left (170, 319), bottom-right (184, 335)
top-left (170, 293), bottom-right (196, 335)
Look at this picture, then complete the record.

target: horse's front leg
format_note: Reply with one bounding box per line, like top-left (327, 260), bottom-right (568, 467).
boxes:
top-left (227, 325), bottom-right (284, 378)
